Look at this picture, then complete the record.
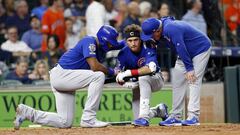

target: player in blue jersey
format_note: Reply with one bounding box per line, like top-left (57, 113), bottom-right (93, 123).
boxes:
top-left (14, 25), bottom-right (121, 129)
top-left (141, 17), bottom-right (211, 126)
top-left (115, 24), bottom-right (168, 126)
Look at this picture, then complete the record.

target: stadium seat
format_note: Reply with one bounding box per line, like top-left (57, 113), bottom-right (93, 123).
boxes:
top-left (0, 80), bottom-right (23, 87)
top-left (32, 80), bottom-right (50, 86)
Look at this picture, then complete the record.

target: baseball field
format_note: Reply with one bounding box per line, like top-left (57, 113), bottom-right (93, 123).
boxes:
top-left (1, 124), bottom-right (240, 135)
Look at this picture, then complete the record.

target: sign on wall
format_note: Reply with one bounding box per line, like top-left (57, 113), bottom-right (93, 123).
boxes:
top-left (0, 89), bottom-right (172, 127)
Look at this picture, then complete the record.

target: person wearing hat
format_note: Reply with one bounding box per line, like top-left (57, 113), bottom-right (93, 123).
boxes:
top-left (116, 24), bottom-right (168, 126)
top-left (14, 25), bottom-right (123, 129)
top-left (21, 14), bottom-right (43, 51)
top-left (141, 17), bottom-right (211, 126)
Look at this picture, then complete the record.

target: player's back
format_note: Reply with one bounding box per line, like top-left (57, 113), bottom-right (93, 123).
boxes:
top-left (58, 36), bottom-right (101, 70)
top-left (162, 18), bottom-right (211, 58)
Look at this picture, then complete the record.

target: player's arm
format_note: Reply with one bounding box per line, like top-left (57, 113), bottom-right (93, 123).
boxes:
top-left (167, 25), bottom-right (196, 83)
top-left (86, 57), bottom-right (115, 76)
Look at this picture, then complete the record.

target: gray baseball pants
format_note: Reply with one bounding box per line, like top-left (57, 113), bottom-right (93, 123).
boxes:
top-left (171, 48), bottom-right (211, 119)
top-left (23, 64), bottom-right (105, 128)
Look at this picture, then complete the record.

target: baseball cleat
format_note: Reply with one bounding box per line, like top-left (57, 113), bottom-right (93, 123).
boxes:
top-left (14, 104), bottom-right (27, 130)
top-left (159, 116), bottom-right (182, 126)
top-left (182, 117), bottom-right (200, 126)
top-left (132, 118), bottom-right (149, 126)
top-left (80, 119), bottom-right (110, 128)
top-left (151, 103), bottom-right (169, 120)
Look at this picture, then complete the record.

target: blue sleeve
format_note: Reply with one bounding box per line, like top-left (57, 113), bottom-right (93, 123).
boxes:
top-left (117, 51), bottom-right (126, 71)
top-left (21, 32), bottom-right (30, 46)
top-left (144, 46), bottom-right (158, 65)
top-left (82, 39), bottom-right (97, 59)
top-left (115, 40), bottom-right (127, 49)
top-left (167, 25), bottom-right (194, 72)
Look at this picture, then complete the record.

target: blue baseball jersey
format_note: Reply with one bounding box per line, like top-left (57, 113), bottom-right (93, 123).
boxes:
top-left (160, 17), bottom-right (211, 72)
top-left (58, 36), bottom-right (105, 69)
top-left (117, 42), bottom-right (160, 72)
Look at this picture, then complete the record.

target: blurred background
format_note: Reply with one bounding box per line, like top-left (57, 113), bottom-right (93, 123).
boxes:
top-left (0, 0), bottom-right (239, 85)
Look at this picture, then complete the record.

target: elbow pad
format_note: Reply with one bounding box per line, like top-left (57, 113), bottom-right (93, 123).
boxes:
top-left (148, 61), bottom-right (157, 73)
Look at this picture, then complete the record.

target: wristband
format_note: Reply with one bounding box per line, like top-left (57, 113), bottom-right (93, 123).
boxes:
top-left (130, 69), bottom-right (139, 76)
top-left (108, 68), bottom-right (114, 76)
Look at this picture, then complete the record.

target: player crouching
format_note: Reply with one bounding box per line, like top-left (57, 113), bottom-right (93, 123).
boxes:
top-left (115, 24), bottom-right (168, 126)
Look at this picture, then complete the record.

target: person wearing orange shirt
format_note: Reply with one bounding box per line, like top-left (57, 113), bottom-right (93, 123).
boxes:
top-left (41, 0), bottom-right (65, 52)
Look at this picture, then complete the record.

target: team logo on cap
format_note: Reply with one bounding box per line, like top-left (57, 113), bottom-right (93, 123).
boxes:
top-left (89, 44), bottom-right (96, 55)
top-left (130, 32), bottom-right (134, 36)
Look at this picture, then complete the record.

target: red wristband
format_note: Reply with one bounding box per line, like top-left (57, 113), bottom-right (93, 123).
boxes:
top-left (131, 69), bottom-right (139, 76)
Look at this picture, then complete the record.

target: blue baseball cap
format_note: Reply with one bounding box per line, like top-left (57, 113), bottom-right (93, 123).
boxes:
top-left (141, 18), bottom-right (162, 41)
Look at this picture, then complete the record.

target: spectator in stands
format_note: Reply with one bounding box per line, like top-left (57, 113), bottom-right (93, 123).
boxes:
top-left (0, 61), bottom-right (9, 81)
top-left (0, 1), bottom-right (7, 36)
top-left (63, 0), bottom-right (73, 9)
top-left (158, 1), bottom-right (171, 18)
top-left (139, 1), bottom-right (152, 22)
top-left (1, 26), bottom-right (32, 57)
top-left (114, 0), bottom-right (128, 30)
top-left (224, 0), bottom-right (240, 45)
top-left (2, 0), bottom-right (15, 18)
top-left (149, 9), bottom-right (159, 18)
top-left (5, 0), bottom-right (31, 38)
top-left (31, 0), bottom-right (49, 20)
top-left (182, 0), bottom-right (207, 35)
top-left (86, 0), bottom-right (106, 36)
top-left (41, 0), bottom-right (66, 52)
top-left (28, 59), bottom-right (49, 81)
top-left (64, 0), bottom-right (86, 36)
top-left (64, 18), bottom-right (80, 50)
top-left (71, 0), bottom-right (87, 23)
top-left (103, 0), bottom-right (118, 26)
top-left (43, 35), bottom-right (64, 68)
top-left (5, 57), bottom-right (32, 84)
top-left (21, 14), bottom-right (43, 51)
top-left (120, 1), bottom-right (141, 34)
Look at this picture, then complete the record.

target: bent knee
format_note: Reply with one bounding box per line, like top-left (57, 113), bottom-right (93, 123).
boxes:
top-left (138, 75), bottom-right (151, 82)
top-left (95, 71), bottom-right (105, 80)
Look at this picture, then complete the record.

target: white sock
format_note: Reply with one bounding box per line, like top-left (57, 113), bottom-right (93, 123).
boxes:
top-left (139, 97), bottom-right (150, 120)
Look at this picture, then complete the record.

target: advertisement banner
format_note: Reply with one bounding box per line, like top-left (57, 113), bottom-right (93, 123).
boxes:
top-left (0, 89), bottom-right (172, 127)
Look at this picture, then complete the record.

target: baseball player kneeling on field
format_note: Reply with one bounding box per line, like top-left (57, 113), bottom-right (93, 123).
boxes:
top-left (14, 25), bottom-right (122, 129)
top-left (116, 24), bottom-right (168, 127)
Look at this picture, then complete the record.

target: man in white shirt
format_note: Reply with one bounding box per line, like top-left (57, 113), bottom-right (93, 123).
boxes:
top-left (1, 26), bottom-right (32, 57)
top-left (86, 0), bottom-right (107, 36)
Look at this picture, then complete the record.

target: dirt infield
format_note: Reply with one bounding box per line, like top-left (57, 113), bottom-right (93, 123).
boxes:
top-left (1, 124), bottom-right (240, 135)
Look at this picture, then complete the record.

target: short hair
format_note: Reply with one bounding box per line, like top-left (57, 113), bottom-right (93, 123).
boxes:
top-left (7, 26), bottom-right (18, 33)
top-left (16, 56), bottom-right (29, 65)
top-left (123, 24), bottom-right (142, 35)
top-left (14, 0), bottom-right (28, 10)
top-left (64, 17), bottom-right (73, 22)
top-left (187, 0), bottom-right (197, 9)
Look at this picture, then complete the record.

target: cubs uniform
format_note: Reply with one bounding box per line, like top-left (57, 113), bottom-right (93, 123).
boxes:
top-left (141, 17), bottom-right (211, 126)
top-left (14, 25), bottom-right (119, 129)
top-left (117, 41), bottom-right (165, 124)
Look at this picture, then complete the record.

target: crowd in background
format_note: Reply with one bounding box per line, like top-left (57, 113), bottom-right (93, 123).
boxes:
top-left (0, 0), bottom-right (239, 85)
